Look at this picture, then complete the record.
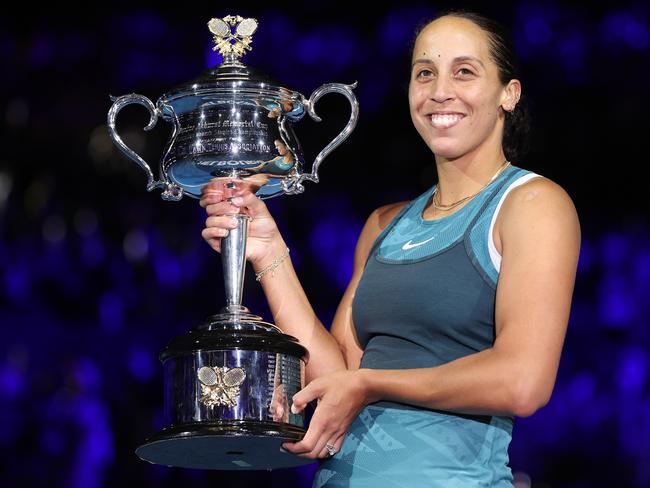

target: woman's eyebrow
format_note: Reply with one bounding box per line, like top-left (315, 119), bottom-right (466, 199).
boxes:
top-left (411, 56), bottom-right (485, 69)
top-left (453, 55), bottom-right (485, 67)
top-left (411, 58), bottom-right (433, 68)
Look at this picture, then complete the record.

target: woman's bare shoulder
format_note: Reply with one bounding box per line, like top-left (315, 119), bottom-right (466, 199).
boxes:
top-left (500, 175), bottom-right (577, 219)
top-left (353, 201), bottom-right (410, 264)
top-left (375, 201), bottom-right (411, 230)
top-left (496, 175), bottom-right (580, 252)
top-left (366, 200), bottom-right (410, 237)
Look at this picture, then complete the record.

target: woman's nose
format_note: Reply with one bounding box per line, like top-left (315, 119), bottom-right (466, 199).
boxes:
top-left (430, 75), bottom-right (454, 103)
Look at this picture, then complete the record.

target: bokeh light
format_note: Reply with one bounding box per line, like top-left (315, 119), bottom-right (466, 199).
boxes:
top-left (1, 3), bottom-right (648, 487)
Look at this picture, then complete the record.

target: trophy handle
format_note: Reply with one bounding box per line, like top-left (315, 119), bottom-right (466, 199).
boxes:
top-left (286, 82), bottom-right (359, 194)
top-left (107, 93), bottom-right (183, 201)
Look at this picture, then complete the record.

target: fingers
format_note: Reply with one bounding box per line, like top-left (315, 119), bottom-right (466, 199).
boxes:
top-left (200, 178), bottom-right (268, 220)
top-left (290, 381), bottom-right (317, 415)
top-left (201, 214), bottom-right (240, 252)
top-left (330, 434), bottom-right (346, 455)
top-left (205, 214), bottom-right (240, 232)
top-left (201, 227), bottom-right (223, 252)
top-left (200, 178), bottom-right (231, 208)
top-left (282, 382), bottom-right (343, 459)
top-left (282, 414), bottom-right (344, 459)
top-left (199, 176), bottom-right (277, 257)
top-left (200, 176), bottom-right (260, 201)
top-left (236, 192), bottom-right (271, 218)
top-left (200, 176), bottom-right (249, 205)
top-left (200, 179), bottom-right (246, 248)
top-left (204, 201), bottom-right (242, 219)
top-left (318, 433), bottom-right (346, 459)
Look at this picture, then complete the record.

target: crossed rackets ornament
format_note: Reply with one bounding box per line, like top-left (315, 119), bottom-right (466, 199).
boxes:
top-left (197, 365), bottom-right (247, 408)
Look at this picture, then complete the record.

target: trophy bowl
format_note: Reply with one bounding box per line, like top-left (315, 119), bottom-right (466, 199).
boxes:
top-left (108, 15), bottom-right (357, 202)
top-left (107, 15), bottom-right (358, 470)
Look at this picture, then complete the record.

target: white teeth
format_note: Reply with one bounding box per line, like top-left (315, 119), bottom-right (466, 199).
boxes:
top-left (430, 114), bottom-right (463, 129)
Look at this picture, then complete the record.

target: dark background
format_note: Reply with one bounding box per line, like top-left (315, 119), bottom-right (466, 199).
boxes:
top-left (1, 1), bottom-right (648, 487)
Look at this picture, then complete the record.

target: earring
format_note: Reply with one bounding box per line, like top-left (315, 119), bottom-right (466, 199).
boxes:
top-left (504, 100), bottom-right (518, 112)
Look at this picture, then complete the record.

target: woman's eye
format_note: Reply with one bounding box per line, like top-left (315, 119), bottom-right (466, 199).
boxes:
top-left (416, 69), bottom-right (433, 78)
top-left (457, 68), bottom-right (474, 76)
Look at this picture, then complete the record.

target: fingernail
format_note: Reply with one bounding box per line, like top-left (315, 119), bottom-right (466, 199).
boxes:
top-left (231, 197), bottom-right (243, 205)
top-left (230, 217), bottom-right (239, 226)
top-left (279, 446), bottom-right (288, 453)
top-left (291, 404), bottom-right (299, 414)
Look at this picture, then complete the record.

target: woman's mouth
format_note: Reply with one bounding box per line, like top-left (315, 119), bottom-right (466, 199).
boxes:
top-left (429, 113), bottom-right (465, 129)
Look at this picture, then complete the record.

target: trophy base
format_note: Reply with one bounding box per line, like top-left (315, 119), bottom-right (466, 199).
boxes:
top-left (136, 420), bottom-right (313, 470)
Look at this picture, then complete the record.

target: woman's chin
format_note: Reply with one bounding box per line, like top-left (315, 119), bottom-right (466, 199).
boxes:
top-left (429, 144), bottom-right (466, 161)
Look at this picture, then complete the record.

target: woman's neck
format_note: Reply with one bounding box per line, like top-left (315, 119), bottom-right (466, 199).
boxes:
top-left (434, 150), bottom-right (508, 206)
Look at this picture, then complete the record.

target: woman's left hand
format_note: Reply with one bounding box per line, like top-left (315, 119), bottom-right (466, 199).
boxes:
top-left (281, 369), bottom-right (372, 459)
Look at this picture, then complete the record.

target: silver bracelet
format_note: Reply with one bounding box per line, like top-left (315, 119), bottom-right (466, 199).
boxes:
top-left (255, 247), bottom-right (290, 281)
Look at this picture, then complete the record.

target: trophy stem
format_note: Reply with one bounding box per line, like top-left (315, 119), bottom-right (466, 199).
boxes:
top-left (221, 213), bottom-right (250, 312)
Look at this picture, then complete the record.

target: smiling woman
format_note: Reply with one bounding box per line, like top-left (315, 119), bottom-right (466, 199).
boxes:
top-left (409, 17), bottom-right (522, 167)
top-left (200, 9), bottom-right (580, 488)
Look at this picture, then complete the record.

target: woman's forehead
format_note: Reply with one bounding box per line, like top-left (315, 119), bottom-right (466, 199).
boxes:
top-left (412, 17), bottom-right (491, 63)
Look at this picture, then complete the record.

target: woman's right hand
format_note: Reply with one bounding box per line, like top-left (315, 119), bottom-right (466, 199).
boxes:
top-left (199, 177), bottom-right (283, 268)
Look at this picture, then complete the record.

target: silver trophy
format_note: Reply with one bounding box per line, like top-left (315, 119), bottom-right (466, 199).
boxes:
top-left (107, 15), bottom-right (358, 470)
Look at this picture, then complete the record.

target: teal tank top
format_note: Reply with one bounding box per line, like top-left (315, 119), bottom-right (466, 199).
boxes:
top-left (353, 165), bottom-right (536, 375)
top-left (313, 165), bottom-right (540, 488)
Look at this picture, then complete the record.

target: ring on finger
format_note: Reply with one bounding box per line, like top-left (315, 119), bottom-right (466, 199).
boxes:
top-left (325, 443), bottom-right (337, 457)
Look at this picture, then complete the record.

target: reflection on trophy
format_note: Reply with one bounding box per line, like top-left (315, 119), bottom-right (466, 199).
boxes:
top-left (107, 15), bottom-right (358, 470)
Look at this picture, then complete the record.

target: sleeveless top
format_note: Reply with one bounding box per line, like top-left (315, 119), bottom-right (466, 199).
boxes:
top-left (352, 164), bottom-right (541, 410)
top-left (313, 165), bottom-right (542, 488)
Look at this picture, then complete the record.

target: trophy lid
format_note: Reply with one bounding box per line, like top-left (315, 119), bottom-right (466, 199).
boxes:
top-left (159, 308), bottom-right (309, 362)
top-left (159, 15), bottom-right (304, 117)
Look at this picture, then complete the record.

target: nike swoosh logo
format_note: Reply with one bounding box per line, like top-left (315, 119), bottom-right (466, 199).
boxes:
top-left (402, 236), bottom-right (436, 250)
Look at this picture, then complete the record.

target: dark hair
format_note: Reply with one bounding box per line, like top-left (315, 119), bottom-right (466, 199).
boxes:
top-left (411, 10), bottom-right (531, 162)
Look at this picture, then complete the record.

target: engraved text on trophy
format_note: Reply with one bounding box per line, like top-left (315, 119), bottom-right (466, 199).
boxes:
top-left (168, 106), bottom-right (274, 166)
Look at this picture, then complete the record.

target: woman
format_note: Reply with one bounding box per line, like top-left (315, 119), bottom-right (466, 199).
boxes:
top-left (200, 11), bottom-right (580, 487)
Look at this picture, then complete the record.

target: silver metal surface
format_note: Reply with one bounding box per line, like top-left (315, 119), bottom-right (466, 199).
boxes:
top-left (107, 14), bottom-right (351, 470)
top-left (164, 350), bottom-right (305, 426)
top-left (221, 213), bottom-right (250, 308)
top-left (107, 19), bottom-right (358, 201)
top-left (107, 93), bottom-right (184, 201)
top-left (288, 81), bottom-right (360, 195)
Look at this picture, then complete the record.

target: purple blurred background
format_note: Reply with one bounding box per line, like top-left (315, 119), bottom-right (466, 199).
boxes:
top-left (1, 2), bottom-right (648, 487)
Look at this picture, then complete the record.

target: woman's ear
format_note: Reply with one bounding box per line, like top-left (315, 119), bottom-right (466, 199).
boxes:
top-left (501, 79), bottom-right (522, 112)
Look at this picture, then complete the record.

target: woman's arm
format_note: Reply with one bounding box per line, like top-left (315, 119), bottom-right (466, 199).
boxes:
top-left (253, 200), bottom-right (409, 379)
top-left (285, 177), bottom-right (580, 457)
top-left (201, 180), bottom-right (346, 382)
top-left (252, 234), bottom-right (346, 381)
top-left (355, 177), bottom-right (581, 416)
top-left (201, 178), bottom-right (407, 382)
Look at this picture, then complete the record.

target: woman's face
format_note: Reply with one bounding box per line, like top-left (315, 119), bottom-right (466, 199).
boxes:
top-left (274, 140), bottom-right (287, 155)
top-left (408, 16), bottom-right (514, 160)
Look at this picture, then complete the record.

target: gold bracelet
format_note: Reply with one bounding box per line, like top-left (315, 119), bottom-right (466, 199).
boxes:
top-left (255, 247), bottom-right (290, 281)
